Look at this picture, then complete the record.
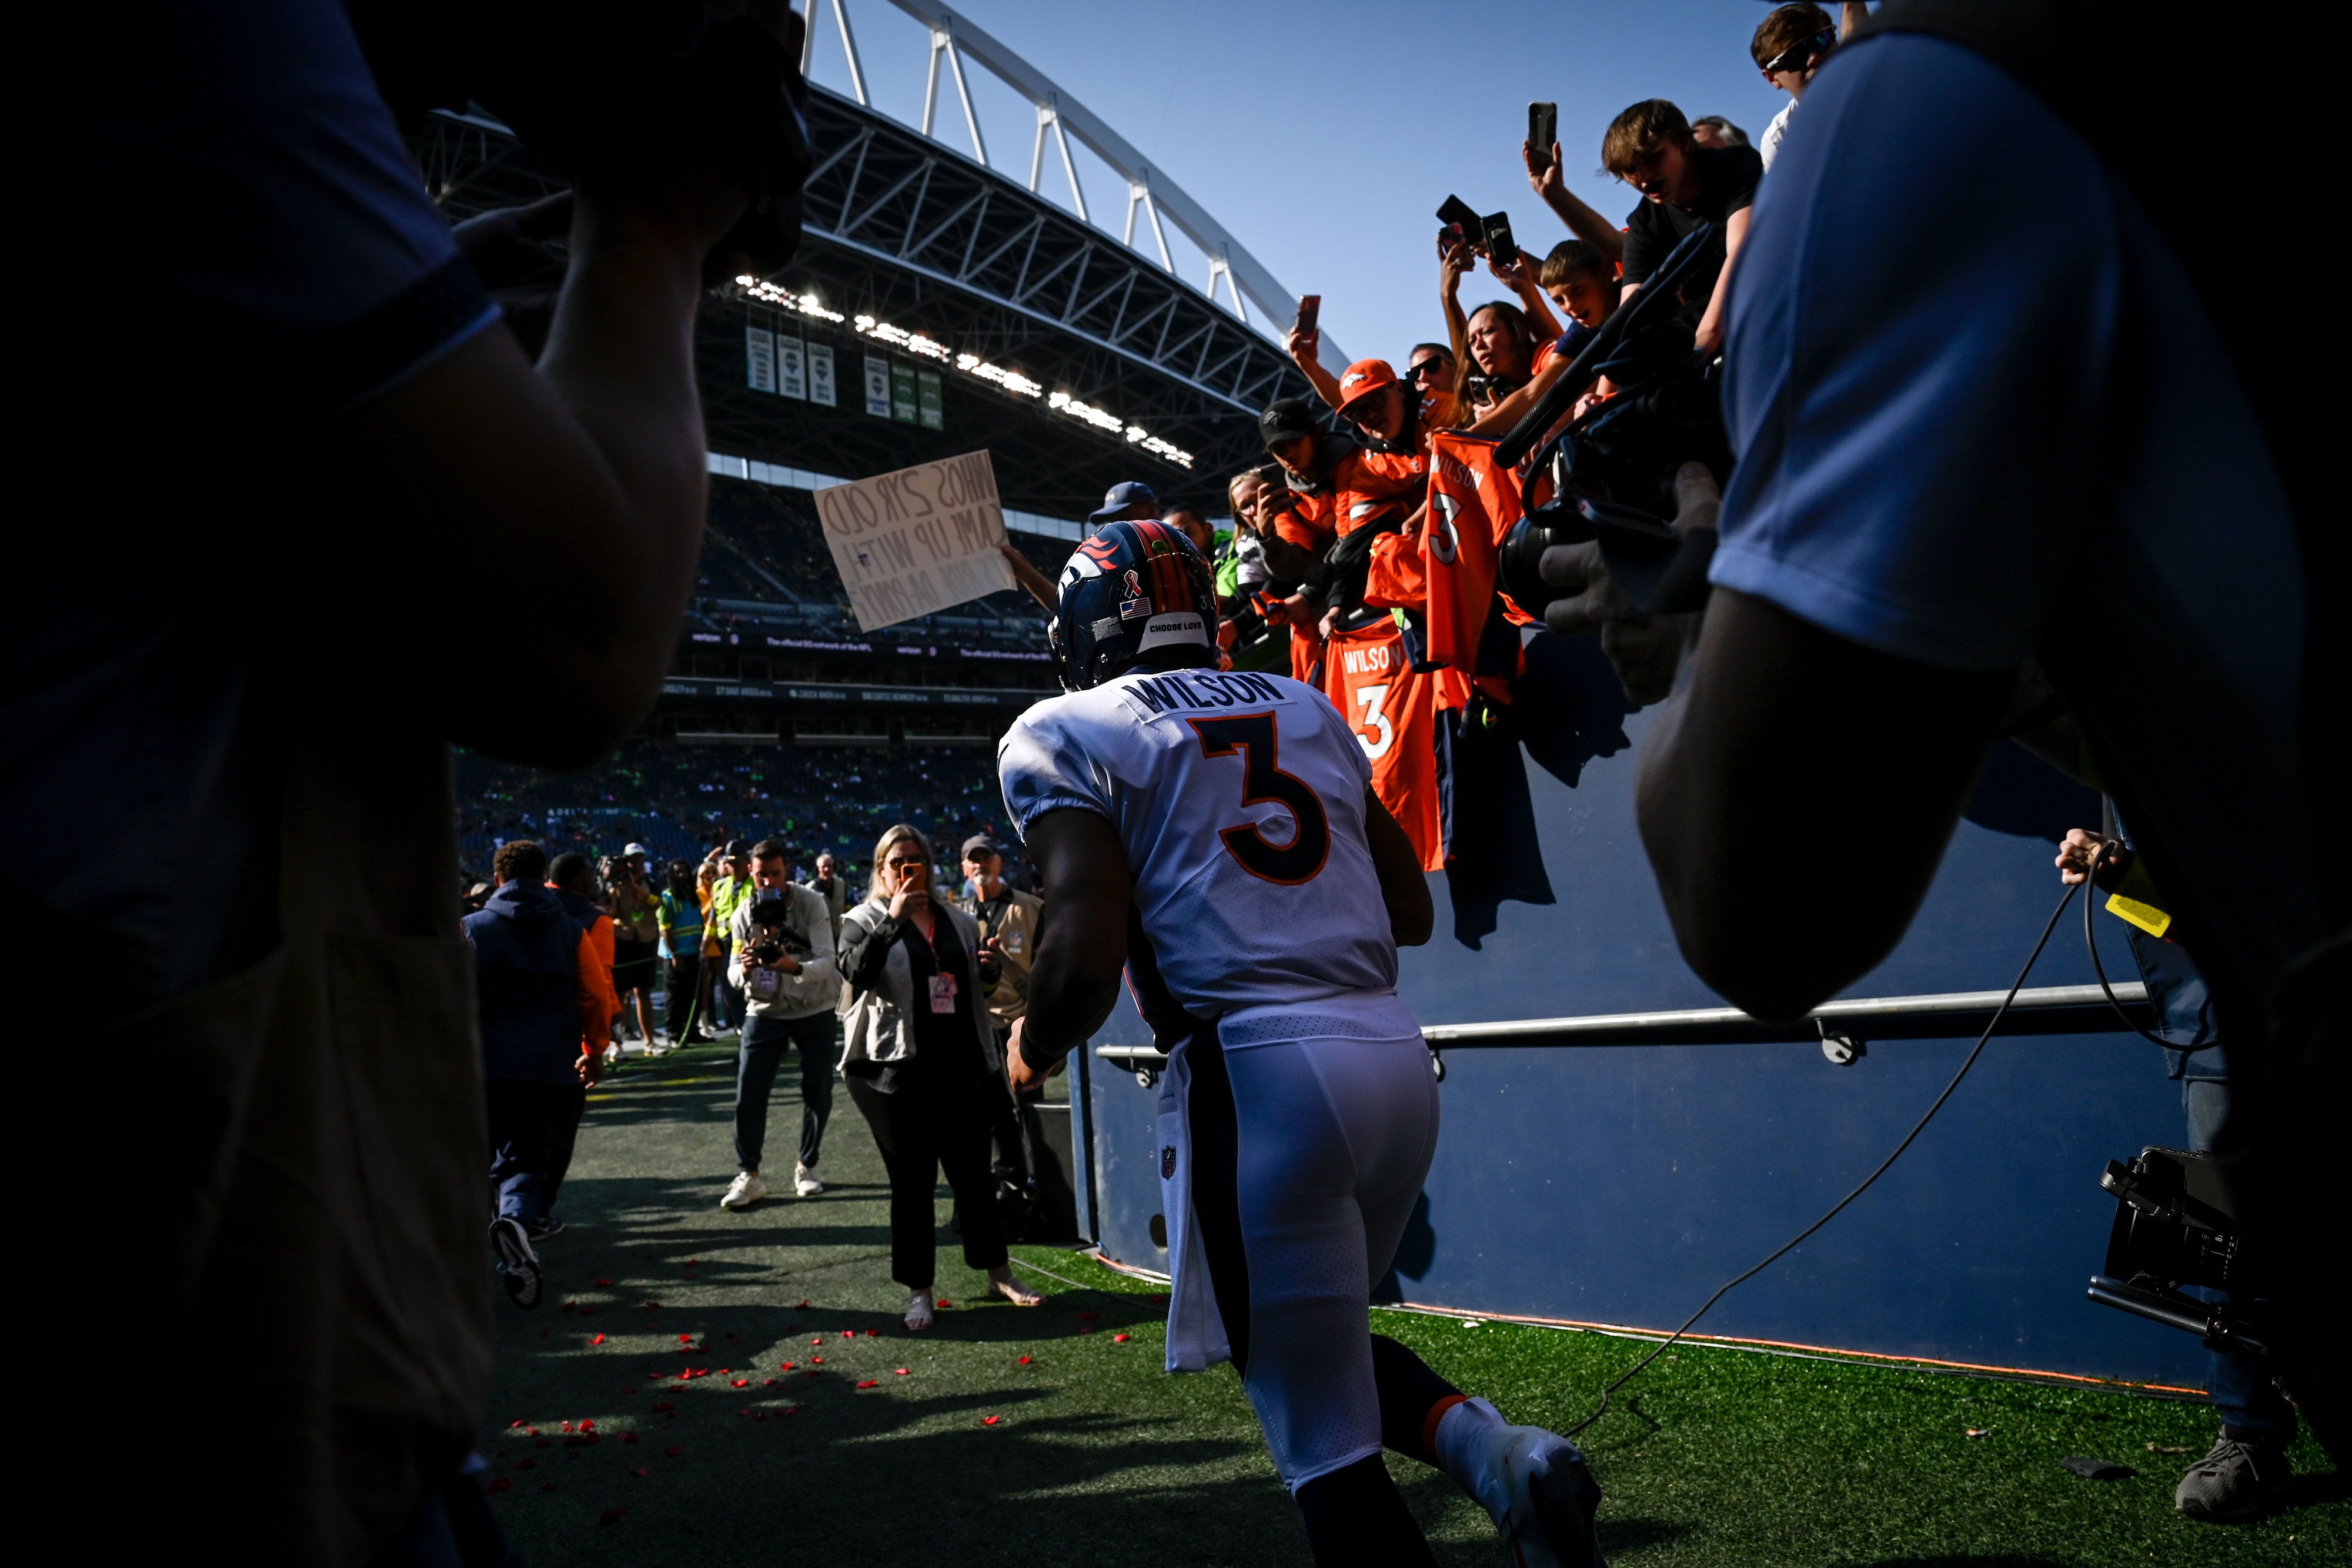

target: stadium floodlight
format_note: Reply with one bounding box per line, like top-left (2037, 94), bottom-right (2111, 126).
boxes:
top-left (736, 276), bottom-right (847, 322)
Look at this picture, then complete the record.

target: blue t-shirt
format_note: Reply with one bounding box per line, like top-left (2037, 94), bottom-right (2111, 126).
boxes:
top-left (8, 2), bottom-right (497, 1002)
top-left (1708, 33), bottom-right (2322, 1004)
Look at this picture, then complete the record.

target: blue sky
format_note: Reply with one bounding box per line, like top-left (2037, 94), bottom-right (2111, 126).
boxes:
top-left (803, 0), bottom-right (1802, 367)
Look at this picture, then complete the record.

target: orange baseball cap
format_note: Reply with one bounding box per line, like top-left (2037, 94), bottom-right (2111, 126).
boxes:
top-left (1335, 358), bottom-right (1399, 411)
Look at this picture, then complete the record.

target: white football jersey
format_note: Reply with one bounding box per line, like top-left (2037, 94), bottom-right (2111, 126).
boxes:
top-left (998, 666), bottom-right (1396, 1019)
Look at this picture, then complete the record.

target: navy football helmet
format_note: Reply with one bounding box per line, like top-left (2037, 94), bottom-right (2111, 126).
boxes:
top-left (1047, 519), bottom-right (1218, 691)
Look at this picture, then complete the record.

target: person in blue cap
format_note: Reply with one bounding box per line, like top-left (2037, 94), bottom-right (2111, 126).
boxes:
top-left (1085, 480), bottom-right (1160, 532)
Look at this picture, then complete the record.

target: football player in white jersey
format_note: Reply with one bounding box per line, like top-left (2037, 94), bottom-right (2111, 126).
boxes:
top-left (997, 519), bottom-right (1605, 1567)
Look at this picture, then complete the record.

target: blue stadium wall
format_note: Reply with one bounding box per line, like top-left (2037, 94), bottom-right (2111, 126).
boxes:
top-left (1075, 701), bottom-right (2210, 1391)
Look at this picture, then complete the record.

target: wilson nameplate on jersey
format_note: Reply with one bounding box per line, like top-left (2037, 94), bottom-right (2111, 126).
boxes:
top-left (1115, 668), bottom-right (1294, 724)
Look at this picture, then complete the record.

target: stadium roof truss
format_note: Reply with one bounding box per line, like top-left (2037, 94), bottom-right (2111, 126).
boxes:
top-left (409, 1), bottom-right (1318, 516)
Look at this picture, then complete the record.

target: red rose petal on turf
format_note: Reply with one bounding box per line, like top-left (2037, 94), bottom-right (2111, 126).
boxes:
top-left (592, 1334), bottom-right (606, 1345)
top-left (595, 1278), bottom-right (613, 1288)
top-left (621, 1433), bottom-right (639, 1445)
top-left (508, 1419), bottom-right (530, 1429)
top-left (731, 1379), bottom-right (749, 1388)
top-left (534, 1438), bottom-right (552, 1448)
top-left (894, 1368), bottom-right (910, 1376)
top-left (685, 1259), bottom-right (699, 1265)
top-left (581, 1419), bottom-right (596, 1432)
top-left (664, 1446), bottom-right (681, 1457)
top-left (678, 1334), bottom-right (693, 1344)
top-left (810, 1338), bottom-right (823, 1345)
top-left (796, 1299), bottom-right (811, 1309)
top-left (633, 1467), bottom-right (650, 1477)
top-left (561, 1422), bottom-right (574, 1433)
top-left (513, 1459), bottom-right (537, 1472)
top-left (841, 1329), bottom-right (854, 1338)
top-left (811, 1356), bottom-right (822, 1364)
top-left (856, 1380), bottom-right (878, 1389)
top-left (1113, 1333), bottom-right (1130, 1343)
top-left (1077, 1327), bottom-right (1093, 1336)
top-left (936, 1299), bottom-right (951, 1309)
top-left (720, 1367), bottom-right (731, 1375)
top-left (1017, 1356), bottom-right (1032, 1365)
top-left (864, 1328), bottom-right (880, 1338)
top-left (1075, 1312), bottom-right (1100, 1320)
top-left (599, 1507), bottom-right (627, 1525)
top-left (763, 1379), bottom-right (779, 1388)
top-left (981, 1416), bottom-right (1000, 1426)
top-left (779, 1362), bottom-right (796, 1370)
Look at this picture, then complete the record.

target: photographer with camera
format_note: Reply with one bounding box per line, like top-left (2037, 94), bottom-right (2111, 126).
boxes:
top-left (1556, 12), bottom-right (2341, 1463)
top-left (2052, 827), bottom-right (2306, 1520)
top-left (16, 0), bottom-right (811, 1552)
top-left (722, 837), bottom-right (843, 1208)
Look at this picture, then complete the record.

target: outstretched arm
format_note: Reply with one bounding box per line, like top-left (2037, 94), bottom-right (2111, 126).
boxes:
top-left (1007, 808), bottom-right (1134, 1089)
top-left (1524, 139), bottom-right (1625, 269)
top-left (1635, 587), bottom-right (2013, 1021)
top-left (1363, 790), bottom-right (1434, 946)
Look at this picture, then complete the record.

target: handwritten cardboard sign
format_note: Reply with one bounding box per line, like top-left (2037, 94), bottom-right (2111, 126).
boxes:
top-left (810, 450), bottom-right (1017, 632)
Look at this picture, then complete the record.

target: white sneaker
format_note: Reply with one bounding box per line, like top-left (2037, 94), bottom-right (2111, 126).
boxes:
top-left (904, 1288), bottom-right (936, 1332)
top-left (794, 1162), bottom-right (824, 1197)
top-left (1439, 1399), bottom-right (1606, 1567)
top-left (720, 1171), bottom-right (768, 1210)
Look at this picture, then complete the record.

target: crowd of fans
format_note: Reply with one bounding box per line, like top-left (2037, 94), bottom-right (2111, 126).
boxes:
top-left (455, 738), bottom-right (1021, 888)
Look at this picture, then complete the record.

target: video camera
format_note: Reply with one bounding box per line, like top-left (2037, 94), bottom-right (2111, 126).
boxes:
top-left (349, 0), bottom-right (813, 279)
top-left (2087, 1145), bottom-right (2269, 1358)
top-left (1492, 224), bottom-right (1734, 622)
top-left (747, 888), bottom-right (814, 967)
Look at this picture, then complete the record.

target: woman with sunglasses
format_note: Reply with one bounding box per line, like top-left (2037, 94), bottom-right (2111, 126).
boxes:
top-left (837, 824), bottom-right (1045, 1330)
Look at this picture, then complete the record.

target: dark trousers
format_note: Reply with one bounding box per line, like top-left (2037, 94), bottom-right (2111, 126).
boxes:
top-left (848, 1075), bottom-right (1007, 1289)
top-left (485, 1080), bottom-right (562, 1226)
top-left (2183, 1077), bottom-right (2298, 1441)
top-left (983, 1026), bottom-right (1031, 1185)
top-left (664, 954), bottom-right (701, 1038)
top-left (543, 1083), bottom-right (587, 1218)
top-left (734, 1010), bottom-right (837, 1173)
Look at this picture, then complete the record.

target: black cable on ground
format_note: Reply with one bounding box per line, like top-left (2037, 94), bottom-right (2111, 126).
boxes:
top-left (1565, 878), bottom-right (2082, 1438)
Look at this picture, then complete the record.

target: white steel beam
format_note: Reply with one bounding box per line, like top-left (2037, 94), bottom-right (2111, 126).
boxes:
top-left (867, 0), bottom-right (1332, 357)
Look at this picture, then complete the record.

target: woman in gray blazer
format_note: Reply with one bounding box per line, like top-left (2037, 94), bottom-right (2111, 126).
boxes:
top-left (838, 824), bottom-right (1046, 1330)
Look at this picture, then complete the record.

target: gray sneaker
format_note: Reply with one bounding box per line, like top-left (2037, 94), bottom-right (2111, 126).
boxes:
top-left (2174, 1433), bottom-right (2291, 1523)
top-left (489, 1216), bottom-right (543, 1309)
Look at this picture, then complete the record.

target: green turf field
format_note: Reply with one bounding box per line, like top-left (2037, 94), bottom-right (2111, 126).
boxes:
top-left (480, 1042), bottom-right (2343, 1566)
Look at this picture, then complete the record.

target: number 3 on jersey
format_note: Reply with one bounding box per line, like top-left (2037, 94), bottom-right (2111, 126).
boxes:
top-left (1188, 713), bottom-right (1331, 885)
top-left (1351, 682), bottom-right (1395, 760)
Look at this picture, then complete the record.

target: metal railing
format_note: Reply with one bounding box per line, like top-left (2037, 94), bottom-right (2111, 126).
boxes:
top-left (1093, 982), bottom-right (2153, 1081)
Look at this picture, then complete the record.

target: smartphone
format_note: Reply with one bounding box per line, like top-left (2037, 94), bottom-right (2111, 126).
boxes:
top-left (1528, 102), bottom-right (1558, 167)
top-left (1482, 211), bottom-right (1518, 268)
top-left (1436, 194), bottom-right (1481, 245)
top-left (1294, 294), bottom-right (1321, 337)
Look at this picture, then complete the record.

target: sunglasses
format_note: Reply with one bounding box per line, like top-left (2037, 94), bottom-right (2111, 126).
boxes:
top-left (1405, 359), bottom-right (1451, 383)
top-left (1761, 28), bottom-right (1835, 75)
